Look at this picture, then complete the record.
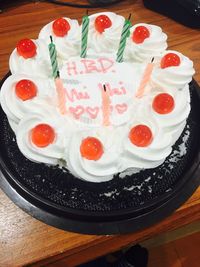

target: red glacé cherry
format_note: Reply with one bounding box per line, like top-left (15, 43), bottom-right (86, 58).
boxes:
top-left (80, 137), bottom-right (103, 160)
top-left (31, 124), bottom-right (56, 148)
top-left (129, 125), bottom-right (153, 147)
top-left (132, 26), bottom-right (150, 44)
top-left (15, 79), bottom-right (37, 101)
top-left (160, 53), bottom-right (181, 69)
top-left (95, 15), bottom-right (112, 33)
top-left (16, 39), bottom-right (37, 59)
top-left (153, 93), bottom-right (175, 114)
top-left (52, 18), bottom-right (71, 37)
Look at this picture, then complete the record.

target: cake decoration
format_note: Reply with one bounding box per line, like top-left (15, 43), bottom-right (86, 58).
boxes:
top-left (101, 84), bottom-right (111, 126)
top-left (94, 14), bottom-right (112, 33)
top-left (31, 123), bottom-right (56, 148)
top-left (0, 12), bottom-right (195, 182)
top-left (16, 39), bottom-right (37, 59)
top-left (135, 57), bottom-right (154, 98)
top-left (10, 39), bottom-right (52, 78)
top-left (132, 25), bottom-right (150, 44)
top-left (152, 93), bottom-right (175, 114)
top-left (160, 52), bottom-right (181, 69)
top-left (81, 11), bottom-right (89, 58)
top-left (126, 23), bottom-right (167, 62)
top-left (129, 124), bottom-right (153, 147)
top-left (52, 18), bottom-right (71, 37)
top-left (15, 79), bottom-right (38, 101)
top-left (80, 136), bottom-right (104, 160)
top-left (55, 71), bottom-right (67, 115)
top-left (48, 36), bottom-right (59, 78)
top-left (116, 14), bottom-right (132, 62)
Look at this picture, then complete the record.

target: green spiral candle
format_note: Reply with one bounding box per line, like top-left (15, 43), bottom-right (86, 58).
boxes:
top-left (48, 36), bottom-right (59, 78)
top-left (116, 14), bottom-right (132, 63)
top-left (81, 12), bottom-right (89, 58)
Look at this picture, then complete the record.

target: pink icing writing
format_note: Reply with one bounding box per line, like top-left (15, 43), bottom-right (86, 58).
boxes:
top-left (65, 88), bottom-right (90, 102)
top-left (85, 106), bottom-right (99, 119)
top-left (69, 103), bottom-right (128, 121)
top-left (66, 58), bottom-right (114, 76)
top-left (69, 106), bottom-right (84, 119)
top-left (98, 83), bottom-right (127, 97)
top-left (115, 103), bottom-right (128, 114)
top-left (66, 61), bottom-right (78, 76)
top-left (69, 106), bottom-right (99, 120)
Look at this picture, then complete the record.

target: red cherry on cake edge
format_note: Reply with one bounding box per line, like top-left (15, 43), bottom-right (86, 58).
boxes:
top-left (16, 39), bottom-right (37, 59)
top-left (160, 53), bottom-right (181, 69)
top-left (15, 79), bottom-right (37, 101)
top-left (153, 93), bottom-right (175, 114)
top-left (95, 15), bottom-right (112, 34)
top-left (31, 124), bottom-right (56, 148)
top-left (132, 26), bottom-right (150, 44)
top-left (52, 18), bottom-right (71, 37)
top-left (80, 137), bottom-right (104, 161)
top-left (129, 125), bottom-right (153, 147)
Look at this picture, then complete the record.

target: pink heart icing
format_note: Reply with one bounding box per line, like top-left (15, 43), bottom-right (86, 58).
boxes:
top-left (69, 106), bottom-right (84, 119)
top-left (115, 103), bottom-right (128, 114)
top-left (86, 106), bottom-right (99, 119)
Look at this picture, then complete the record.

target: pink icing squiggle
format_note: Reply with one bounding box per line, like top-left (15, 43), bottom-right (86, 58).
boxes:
top-left (55, 78), bottom-right (67, 115)
top-left (85, 106), bottom-right (99, 119)
top-left (69, 106), bottom-right (84, 119)
top-left (135, 61), bottom-right (154, 98)
top-left (115, 103), bottom-right (127, 114)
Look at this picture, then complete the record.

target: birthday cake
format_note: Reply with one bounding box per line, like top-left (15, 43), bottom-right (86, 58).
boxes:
top-left (0, 12), bottom-right (195, 182)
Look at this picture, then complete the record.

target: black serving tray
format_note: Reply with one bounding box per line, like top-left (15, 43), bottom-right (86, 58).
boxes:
top-left (0, 73), bottom-right (200, 235)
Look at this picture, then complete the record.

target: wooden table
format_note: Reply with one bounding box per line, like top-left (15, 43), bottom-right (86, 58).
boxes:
top-left (0, 1), bottom-right (200, 266)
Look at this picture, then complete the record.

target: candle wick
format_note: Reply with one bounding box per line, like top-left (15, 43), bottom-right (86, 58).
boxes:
top-left (50, 35), bottom-right (53, 43)
top-left (128, 13), bottom-right (132, 21)
top-left (103, 84), bottom-right (107, 92)
top-left (151, 57), bottom-right (155, 63)
top-left (57, 70), bottom-right (60, 78)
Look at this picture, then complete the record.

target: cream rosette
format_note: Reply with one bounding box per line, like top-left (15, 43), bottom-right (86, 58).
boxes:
top-left (151, 50), bottom-right (195, 90)
top-left (149, 85), bottom-right (191, 142)
top-left (88, 12), bottom-right (125, 54)
top-left (39, 18), bottom-right (81, 60)
top-left (0, 74), bottom-right (56, 131)
top-left (9, 39), bottom-right (53, 78)
top-left (65, 127), bottom-right (121, 182)
top-left (16, 108), bottom-right (70, 165)
top-left (125, 23), bottom-right (167, 63)
top-left (122, 105), bottom-right (173, 171)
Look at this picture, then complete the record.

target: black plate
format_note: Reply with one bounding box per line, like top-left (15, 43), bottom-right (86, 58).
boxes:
top-left (0, 73), bottom-right (200, 235)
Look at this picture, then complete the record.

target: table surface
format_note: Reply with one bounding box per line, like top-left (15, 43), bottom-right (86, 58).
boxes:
top-left (0, 1), bottom-right (200, 266)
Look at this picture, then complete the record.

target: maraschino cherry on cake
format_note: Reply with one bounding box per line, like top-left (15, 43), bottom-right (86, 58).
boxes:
top-left (0, 12), bottom-right (195, 182)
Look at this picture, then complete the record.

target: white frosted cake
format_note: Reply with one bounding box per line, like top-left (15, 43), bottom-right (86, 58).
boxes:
top-left (0, 12), bottom-right (195, 182)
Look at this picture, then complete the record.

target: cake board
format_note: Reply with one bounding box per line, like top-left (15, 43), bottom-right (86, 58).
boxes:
top-left (0, 72), bottom-right (200, 235)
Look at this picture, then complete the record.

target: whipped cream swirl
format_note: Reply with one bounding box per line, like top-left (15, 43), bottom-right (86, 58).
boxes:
top-left (16, 108), bottom-right (69, 165)
top-left (122, 104), bottom-right (172, 172)
top-left (39, 18), bottom-right (81, 60)
top-left (9, 39), bottom-right (53, 78)
top-left (0, 74), bottom-right (56, 130)
top-left (125, 23), bottom-right (167, 63)
top-left (88, 12), bottom-right (125, 54)
top-left (151, 50), bottom-right (195, 89)
top-left (65, 128), bottom-right (120, 182)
